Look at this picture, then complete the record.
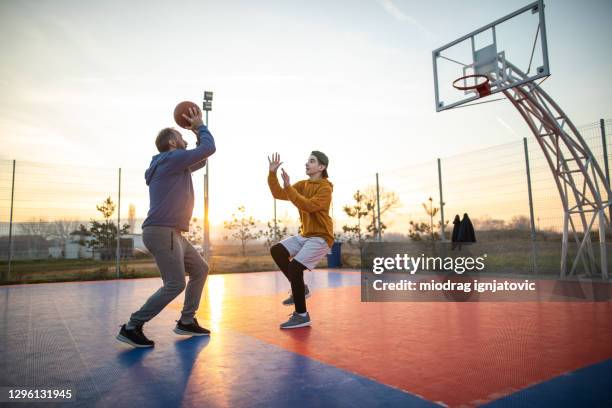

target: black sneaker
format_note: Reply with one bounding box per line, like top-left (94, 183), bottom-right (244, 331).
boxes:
top-left (116, 324), bottom-right (155, 348)
top-left (174, 318), bottom-right (210, 336)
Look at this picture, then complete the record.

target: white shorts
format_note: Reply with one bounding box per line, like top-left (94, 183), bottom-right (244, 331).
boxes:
top-left (280, 235), bottom-right (330, 270)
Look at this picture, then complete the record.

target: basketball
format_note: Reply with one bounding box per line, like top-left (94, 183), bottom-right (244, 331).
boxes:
top-left (173, 101), bottom-right (201, 129)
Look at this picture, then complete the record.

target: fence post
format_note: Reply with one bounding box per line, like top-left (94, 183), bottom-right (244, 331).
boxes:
top-left (437, 158), bottom-right (446, 241)
top-left (6, 160), bottom-right (16, 282)
top-left (116, 167), bottom-right (122, 279)
top-left (600, 119), bottom-right (611, 222)
top-left (523, 138), bottom-right (538, 274)
top-left (375, 173), bottom-right (382, 242)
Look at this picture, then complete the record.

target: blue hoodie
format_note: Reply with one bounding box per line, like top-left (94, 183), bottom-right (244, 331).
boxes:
top-left (142, 125), bottom-right (216, 232)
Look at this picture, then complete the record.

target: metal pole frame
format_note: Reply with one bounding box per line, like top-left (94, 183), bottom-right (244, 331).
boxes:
top-left (375, 173), bottom-right (382, 242)
top-left (204, 110), bottom-right (210, 259)
top-left (7, 160), bottom-right (16, 282)
top-left (501, 60), bottom-right (611, 279)
top-left (523, 138), bottom-right (538, 274)
top-left (116, 167), bottom-right (122, 279)
top-left (601, 118), bottom-right (611, 223)
top-left (437, 158), bottom-right (446, 241)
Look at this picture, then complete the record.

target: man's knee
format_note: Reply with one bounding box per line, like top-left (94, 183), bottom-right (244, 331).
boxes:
top-left (190, 261), bottom-right (208, 280)
top-left (271, 243), bottom-right (289, 259)
top-left (164, 279), bottom-right (186, 294)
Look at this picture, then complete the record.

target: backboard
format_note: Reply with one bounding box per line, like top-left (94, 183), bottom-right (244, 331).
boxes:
top-left (432, 0), bottom-right (549, 112)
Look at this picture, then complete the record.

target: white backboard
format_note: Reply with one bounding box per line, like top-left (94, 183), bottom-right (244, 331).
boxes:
top-left (432, 0), bottom-right (550, 112)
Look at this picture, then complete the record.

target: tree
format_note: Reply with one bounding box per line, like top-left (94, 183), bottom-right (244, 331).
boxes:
top-left (408, 197), bottom-right (447, 241)
top-left (408, 221), bottom-right (444, 241)
top-left (48, 219), bottom-right (81, 243)
top-left (186, 217), bottom-right (203, 245)
top-left (71, 224), bottom-right (92, 246)
top-left (87, 196), bottom-right (129, 259)
top-left (473, 216), bottom-right (505, 231)
top-left (260, 219), bottom-right (288, 249)
top-left (18, 217), bottom-right (53, 237)
top-left (422, 197), bottom-right (439, 241)
top-left (342, 187), bottom-right (400, 242)
top-left (508, 215), bottom-right (530, 231)
top-left (17, 217), bottom-right (53, 256)
top-left (342, 190), bottom-right (369, 243)
top-left (223, 206), bottom-right (262, 256)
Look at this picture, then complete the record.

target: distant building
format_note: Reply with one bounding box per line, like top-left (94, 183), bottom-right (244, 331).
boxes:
top-left (0, 230), bottom-right (142, 261)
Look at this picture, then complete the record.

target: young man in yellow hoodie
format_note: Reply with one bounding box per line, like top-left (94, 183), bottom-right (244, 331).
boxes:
top-left (267, 151), bottom-right (334, 329)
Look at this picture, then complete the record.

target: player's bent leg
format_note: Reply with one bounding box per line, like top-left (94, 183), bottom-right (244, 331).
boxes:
top-left (118, 227), bottom-right (186, 347)
top-left (280, 260), bottom-right (312, 329)
top-left (271, 243), bottom-right (291, 278)
top-left (175, 239), bottom-right (210, 336)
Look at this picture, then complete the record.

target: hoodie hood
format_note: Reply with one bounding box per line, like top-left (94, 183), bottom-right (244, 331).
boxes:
top-left (305, 177), bottom-right (333, 191)
top-left (144, 152), bottom-right (170, 185)
top-left (323, 178), bottom-right (333, 191)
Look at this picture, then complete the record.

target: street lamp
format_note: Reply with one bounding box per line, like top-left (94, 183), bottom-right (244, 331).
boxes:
top-left (203, 91), bottom-right (213, 259)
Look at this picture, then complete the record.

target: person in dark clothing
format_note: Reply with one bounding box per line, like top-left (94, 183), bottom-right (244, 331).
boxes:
top-left (451, 215), bottom-right (461, 249)
top-left (458, 213), bottom-right (476, 243)
top-left (452, 213), bottom-right (476, 250)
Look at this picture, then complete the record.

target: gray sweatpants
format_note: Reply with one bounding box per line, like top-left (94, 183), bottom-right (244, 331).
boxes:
top-left (129, 226), bottom-right (209, 326)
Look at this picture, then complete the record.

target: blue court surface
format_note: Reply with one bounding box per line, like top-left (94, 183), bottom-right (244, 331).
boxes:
top-left (1, 270), bottom-right (611, 407)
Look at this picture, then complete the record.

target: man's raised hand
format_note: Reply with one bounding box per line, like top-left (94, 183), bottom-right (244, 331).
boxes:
top-left (181, 107), bottom-right (204, 131)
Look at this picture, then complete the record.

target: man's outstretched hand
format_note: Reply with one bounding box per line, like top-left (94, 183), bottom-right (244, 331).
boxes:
top-left (181, 107), bottom-right (204, 132)
top-left (268, 152), bottom-right (283, 173)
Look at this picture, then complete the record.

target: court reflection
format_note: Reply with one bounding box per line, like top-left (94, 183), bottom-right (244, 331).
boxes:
top-left (203, 275), bottom-right (226, 332)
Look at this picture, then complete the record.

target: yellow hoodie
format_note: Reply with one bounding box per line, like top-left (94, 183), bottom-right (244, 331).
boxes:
top-left (268, 171), bottom-right (334, 247)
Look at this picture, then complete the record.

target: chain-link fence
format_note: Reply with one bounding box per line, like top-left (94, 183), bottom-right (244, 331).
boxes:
top-left (335, 119), bottom-right (612, 276)
top-left (1, 119), bottom-right (611, 283)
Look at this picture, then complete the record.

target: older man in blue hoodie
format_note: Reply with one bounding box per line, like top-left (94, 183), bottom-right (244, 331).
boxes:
top-left (117, 107), bottom-right (216, 348)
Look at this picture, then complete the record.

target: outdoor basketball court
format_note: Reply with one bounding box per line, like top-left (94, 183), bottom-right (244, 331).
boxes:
top-left (1, 0), bottom-right (611, 406)
top-left (1, 270), bottom-right (611, 407)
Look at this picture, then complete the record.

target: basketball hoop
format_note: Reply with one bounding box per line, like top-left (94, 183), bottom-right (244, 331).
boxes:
top-left (453, 74), bottom-right (491, 98)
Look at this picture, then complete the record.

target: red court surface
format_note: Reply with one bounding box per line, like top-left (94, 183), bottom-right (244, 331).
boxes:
top-left (178, 271), bottom-right (612, 407)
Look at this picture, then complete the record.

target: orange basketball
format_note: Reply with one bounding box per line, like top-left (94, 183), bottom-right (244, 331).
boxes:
top-left (173, 101), bottom-right (201, 129)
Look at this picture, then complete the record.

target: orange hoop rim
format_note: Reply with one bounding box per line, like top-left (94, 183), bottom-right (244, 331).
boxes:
top-left (452, 74), bottom-right (490, 91)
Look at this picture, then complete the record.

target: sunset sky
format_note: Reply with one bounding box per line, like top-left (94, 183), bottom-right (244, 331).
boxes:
top-left (1, 0), bottom-right (611, 236)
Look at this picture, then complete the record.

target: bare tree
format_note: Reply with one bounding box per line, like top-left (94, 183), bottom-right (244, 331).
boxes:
top-left (473, 216), bottom-right (506, 231)
top-left (18, 217), bottom-right (53, 237)
top-left (49, 219), bottom-right (81, 242)
top-left (260, 219), bottom-right (288, 248)
top-left (17, 217), bottom-right (53, 257)
top-left (508, 215), bottom-right (530, 231)
top-left (223, 206), bottom-right (262, 256)
top-left (342, 190), bottom-right (369, 243)
top-left (422, 197), bottom-right (439, 241)
top-left (409, 197), bottom-right (447, 241)
top-left (343, 187), bottom-right (400, 242)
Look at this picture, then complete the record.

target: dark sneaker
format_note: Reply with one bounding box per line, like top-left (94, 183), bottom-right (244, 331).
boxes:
top-left (282, 285), bottom-right (311, 306)
top-left (174, 318), bottom-right (210, 336)
top-left (280, 312), bottom-right (311, 329)
top-left (116, 324), bottom-right (154, 348)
